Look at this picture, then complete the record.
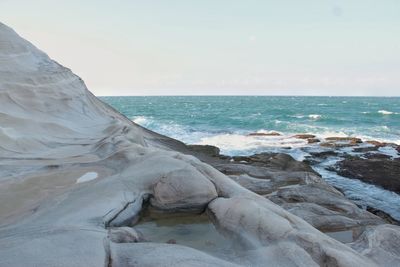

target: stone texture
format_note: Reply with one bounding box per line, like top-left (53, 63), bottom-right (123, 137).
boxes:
top-left (335, 157), bottom-right (400, 193)
top-left (351, 224), bottom-right (400, 266)
top-left (150, 168), bottom-right (218, 212)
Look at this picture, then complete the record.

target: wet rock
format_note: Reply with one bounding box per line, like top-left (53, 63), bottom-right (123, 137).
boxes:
top-left (246, 153), bottom-right (317, 173)
top-left (309, 150), bottom-right (339, 159)
top-left (292, 134), bottom-right (316, 139)
top-left (187, 145), bottom-right (220, 157)
top-left (367, 207), bottom-right (400, 225)
top-left (307, 138), bottom-right (320, 144)
top-left (247, 132), bottom-right (281, 136)
top-left (232, 156), bottom-right (251, 162)
top-left (320, 142), bottom-right (346, 148)
top-left (335, 157), bottom-right (400, 193)
top-left (365, 141), bottom-right (398, 150)
top-left (353, 146), bottom-right (379, 153)
top-left (366, 141), bottom-right (388, 147)
top-left (320, 137), bottom-right (363, 148)
top-left (364, 153), bottom-right (392, 160)
top-left (304, 151), bottom-right (339, 165)
top-left (231, 153), bottom-right (318, 173)
top-left (325, 137), bottom-right (362, 144)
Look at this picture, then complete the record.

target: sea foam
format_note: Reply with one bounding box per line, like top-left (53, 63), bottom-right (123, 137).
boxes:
top-left (308, 114), bottom-right (321, 120)
top-left (133, 116), bottom-right (149, 125)
top-left (378, 110), bottom-right (394, 115)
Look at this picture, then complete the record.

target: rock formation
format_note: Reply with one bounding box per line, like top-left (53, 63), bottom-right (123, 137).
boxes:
top-left (334, 156), bottom-right (400, 193)
top-left (0, 22), bottom-right (399, 266)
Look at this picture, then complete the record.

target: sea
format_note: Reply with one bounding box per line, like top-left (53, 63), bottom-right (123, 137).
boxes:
top-left (100, 96), bottom-right (400, 220)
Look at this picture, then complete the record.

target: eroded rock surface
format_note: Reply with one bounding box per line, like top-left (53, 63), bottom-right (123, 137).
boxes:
top-left (150, 168), bottom-right (218, 212)
top-left (351, 224), bottom-right (400, 266)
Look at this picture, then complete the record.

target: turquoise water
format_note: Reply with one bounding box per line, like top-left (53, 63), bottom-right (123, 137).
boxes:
top-left (100, 96), bottom-right (400, 146)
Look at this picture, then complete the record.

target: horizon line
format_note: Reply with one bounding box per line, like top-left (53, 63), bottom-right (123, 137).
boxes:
top-left (96, 94), bottom-right (400, 97)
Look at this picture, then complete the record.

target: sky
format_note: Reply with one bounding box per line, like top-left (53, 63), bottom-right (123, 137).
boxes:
top-left (1, 0), bottom-right (400, 96)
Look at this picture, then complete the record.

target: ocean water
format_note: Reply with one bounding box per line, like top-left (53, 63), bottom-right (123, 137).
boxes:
top-left (100, 96), bottom-right (400, 149)
top-left (100, 96), bottom-right (400, 219)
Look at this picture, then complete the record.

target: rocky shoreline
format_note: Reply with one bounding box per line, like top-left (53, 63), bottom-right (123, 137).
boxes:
top-left (1, 22), bottom-right (400, 266)
top-left (185, 143), bottom-right (400, 226)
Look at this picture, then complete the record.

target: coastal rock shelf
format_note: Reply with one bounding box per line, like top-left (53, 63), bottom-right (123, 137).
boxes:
top-left (1, 22), bottom-right (400, 267)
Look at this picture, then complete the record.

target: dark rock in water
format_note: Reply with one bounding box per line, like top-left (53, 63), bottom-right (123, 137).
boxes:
top-left (320, 137), bottom-right (363, 148)
top-left (367, 207), bottom-right (400, 225)
top-left (248, 132), bottom-right (281, 136)
top-left (364, 153), bottom-right (392, 160)
top-left (302, 158), bottom-right (318, 165)
top-left (309, 150), bottom-right (339, 159)
top-left (325, 137), bottom-right (362, 144)
top-left (246, 153), bottom-right (317, 173)
top-left (353, 146), bottom-right (379, 153)
top-left (319, 142), bottom-right (342, 148)
top-left (325, 166), bottom-right (338, 172)
top-left (292, 134), bottom-right (316, 139)
top-left (366, 140), bottom-right (388, 147)
top-left (232, 156), bottom-right (251, 162)
top-left (218, 155), bottom-right (231, 160)
top-left (187, 145), bottom-right (220, 157)
top-left (307, 138), bottom-right (320, 144)
top-left (335, 157), bottom-right (400, 193)
top-left (365, 141), bottom-right (399, 151)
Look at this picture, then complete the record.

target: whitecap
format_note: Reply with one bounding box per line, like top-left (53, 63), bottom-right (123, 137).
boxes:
top-left (290, 115), bottom-right (305, 119)
top-left (76, 172), bottom-right (98, 183)
top-left (378, 110), bottom-right (394, 115)
top-left (195, 133), bottom-right (308, 158)
top-left (317, 131), bottom-right (348, 138)
top-left (308, 114), bottom-right (321, 120)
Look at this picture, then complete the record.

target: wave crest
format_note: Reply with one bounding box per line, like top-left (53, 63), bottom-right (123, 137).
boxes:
top-left (378, 110), bottom-right (399, 115)
top-left (308, 114), bottom-right (322, 120)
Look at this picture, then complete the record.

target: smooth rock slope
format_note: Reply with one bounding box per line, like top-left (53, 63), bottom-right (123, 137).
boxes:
top-left (0, 22), bottom-right (399, 267)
